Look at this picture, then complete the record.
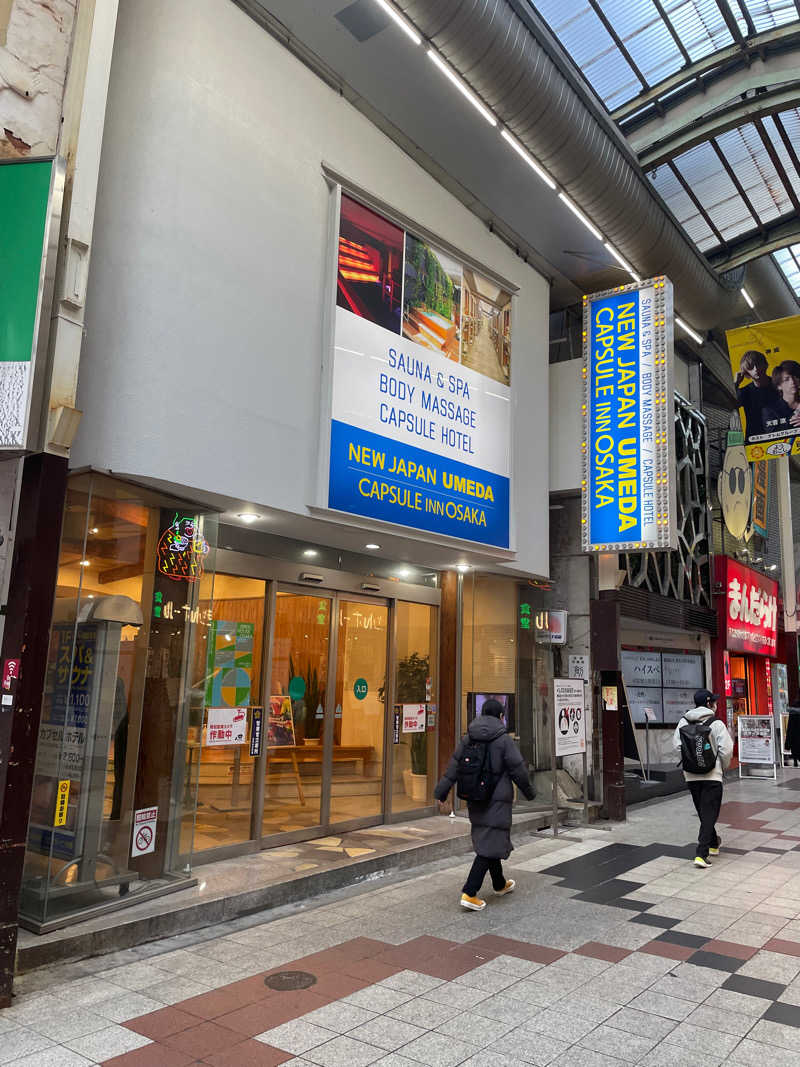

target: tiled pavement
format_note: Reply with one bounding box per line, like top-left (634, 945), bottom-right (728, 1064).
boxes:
top-left (11, 774), bottom-right (800, 1064)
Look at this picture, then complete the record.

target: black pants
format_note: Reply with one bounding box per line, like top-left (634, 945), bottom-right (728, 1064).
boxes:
top-left (687, 780), bottom-right (723, 859)
top-left (463, 855), bottom-right (506, 896)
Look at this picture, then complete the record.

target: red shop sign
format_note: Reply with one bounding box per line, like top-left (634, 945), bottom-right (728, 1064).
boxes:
top-left (719, 557), bottom-right (778, 657)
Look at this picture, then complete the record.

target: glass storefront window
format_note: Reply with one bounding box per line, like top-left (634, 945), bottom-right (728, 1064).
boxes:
top-left (391, 601), bottom-right (438, 812)
top-left (461, 574), bottom-right (518, 735)
top-left (20, 474), bottom-right (217, 930)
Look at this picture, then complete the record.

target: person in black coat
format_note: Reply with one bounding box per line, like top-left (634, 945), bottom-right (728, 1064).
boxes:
top-left (434, 699), bottom-right (535, 910)
top-left (785, 707), bottom-right (800, 767)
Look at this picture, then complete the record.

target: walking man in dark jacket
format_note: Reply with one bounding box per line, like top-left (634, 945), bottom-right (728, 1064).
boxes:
top-left (434, 699), bottom-right (535, 911)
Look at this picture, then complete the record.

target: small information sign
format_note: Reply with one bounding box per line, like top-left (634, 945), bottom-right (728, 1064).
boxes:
top-left (131, 806), bottom-right (158, 857)
top-left (554, 679), bottom-right (587, 757)
top-left (249, 707), bottom-right (263, 757)
top-left (54, 779), bottom-right (70, 827)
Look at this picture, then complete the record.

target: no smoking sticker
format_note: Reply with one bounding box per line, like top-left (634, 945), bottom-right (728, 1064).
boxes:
top-left (131, 806), bottom-right (158, 857)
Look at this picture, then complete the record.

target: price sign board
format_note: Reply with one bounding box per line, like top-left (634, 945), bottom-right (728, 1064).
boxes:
top-left (554, 678), bottom-right (587, 757)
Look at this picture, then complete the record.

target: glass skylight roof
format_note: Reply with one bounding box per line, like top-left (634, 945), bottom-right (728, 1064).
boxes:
top-left (774, 244), bottom-right (800, 296)
top-left (531, 1), bottom-right (800, 274)
top-left (531, 0), bottom-right (799, 111)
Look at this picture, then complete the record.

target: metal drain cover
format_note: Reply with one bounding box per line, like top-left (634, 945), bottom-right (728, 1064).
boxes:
top-left (264, 970), bottom-right (317, 991)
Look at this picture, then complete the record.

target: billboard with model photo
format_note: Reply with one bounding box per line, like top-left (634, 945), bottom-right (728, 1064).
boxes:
top-left (726, 314), bottom-right (800, 462)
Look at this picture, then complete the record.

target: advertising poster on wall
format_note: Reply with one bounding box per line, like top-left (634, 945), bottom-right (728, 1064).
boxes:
top-left (328, 194), bottom-right (513, 548)
top-left (582, 277), bottom-right (676, 552)
top-left (726, 314), bottom-right (800, 461)
top-left (553, 678), bottom-right (587, 757)
top-left (718, 556), bottom-right (778, 657)
top-left (205, 621), bottom-right (253, 707)
top-left (267, 698), bottom-right (297, 747)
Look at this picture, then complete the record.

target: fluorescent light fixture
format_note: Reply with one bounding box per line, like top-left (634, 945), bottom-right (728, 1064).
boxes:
top-left (373, 0), bottom-right (421, 45)
top-left (741, 287), bottom-right (754, 309)
top-left (302, 549), bottom-right (318, 558)
top-left (604, 242), bottom-right (641, 282)
top-left (365, 543), bottom-right (381, 550)
top-left (500, 129), bottom-right (556, 189)
top-left (237, 512), bottom-right (260, 523)
top-left (427, 50), bottom-right (497, 126)
top-left (79, 559), bottom-right (90, 567)
top-left (675, 316), bottom-right (703, 345)
top-left (558, 193), bottom-right (603, 241)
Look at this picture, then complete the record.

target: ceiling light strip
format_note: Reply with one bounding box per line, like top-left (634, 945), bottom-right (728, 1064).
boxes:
top-left (557, 192), bottom-right (603, 241)
top-left (500, 129), bottom-right (556, 189)
top-left (427, 49), bottom-right (497, 126)
top-left (604, 242), bottom-right (641, 282)
top-left (372, 0), bottom-right (421, 45)
top-left (741, 287), bottom-right (754, 308)
top-left (675, 316), bottom-right (703, 345)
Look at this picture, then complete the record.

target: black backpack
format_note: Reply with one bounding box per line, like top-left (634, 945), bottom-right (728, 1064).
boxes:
top-left (679, 718), bottom-right (718, 775)
top-left (455, 737), bottom-right (497, 803)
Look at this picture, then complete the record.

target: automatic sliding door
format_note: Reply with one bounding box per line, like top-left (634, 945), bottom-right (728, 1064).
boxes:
top-left (262, 592), bottom-right (331, 835)
top-left (329, 600), bottom-right (388, 827)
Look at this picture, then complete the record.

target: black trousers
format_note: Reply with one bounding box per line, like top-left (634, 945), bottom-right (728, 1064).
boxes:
top-left (687, 780), bottom-right (723, 859)
top-left (463, 855), bottom-right (506, 896)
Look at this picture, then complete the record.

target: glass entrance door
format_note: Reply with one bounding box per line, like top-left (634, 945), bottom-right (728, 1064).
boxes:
top-left (328, 599), bottom-right (389, 828)
top-left (262, 592), bottom-right (331, 836)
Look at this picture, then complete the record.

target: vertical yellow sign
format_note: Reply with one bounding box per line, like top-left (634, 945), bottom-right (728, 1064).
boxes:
top-left (54, 779), bottom-right (70, 827)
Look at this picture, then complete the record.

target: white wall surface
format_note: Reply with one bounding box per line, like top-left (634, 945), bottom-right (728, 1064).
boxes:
top-left (549, 360), bottom-right (583, 494)
top-left (72, 0), bottom-right (550, 578)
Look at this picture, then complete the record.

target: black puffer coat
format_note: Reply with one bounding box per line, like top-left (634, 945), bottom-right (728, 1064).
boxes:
top-left (434, 717), bottom-right (535, 859)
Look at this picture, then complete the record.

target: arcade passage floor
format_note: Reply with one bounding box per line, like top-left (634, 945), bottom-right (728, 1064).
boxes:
top-left (11, 775), bottom-right (800, 1065)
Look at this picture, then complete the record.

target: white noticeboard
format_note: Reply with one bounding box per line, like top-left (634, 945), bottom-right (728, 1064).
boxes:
top-left (738, 715), bottom-right (776, 780)
top-left (131, 806), bottom-right (158, 857)
top-left (568, 655), bottom-right (590, 682)
top-left (205, 707), bottom-right (248, 747)
top-left (402, 703), bottom-right (426, 733)
top-left (554, 678), bottom-right (587, 757)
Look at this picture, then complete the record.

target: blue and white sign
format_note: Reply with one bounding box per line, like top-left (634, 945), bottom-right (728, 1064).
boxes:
top-left (581, 277), bottom-right (675, 552)
top-left (326, 194), bottom-right (513, 548)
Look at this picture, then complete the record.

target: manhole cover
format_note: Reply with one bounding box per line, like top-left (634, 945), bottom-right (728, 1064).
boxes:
top-left (264, 970), bottom-right (317, 991)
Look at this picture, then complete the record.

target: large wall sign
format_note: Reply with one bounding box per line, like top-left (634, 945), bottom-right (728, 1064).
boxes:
top-left (726, 314), bottom-right (800, 462)
top-left (0, 158), bottom-right (62, 449)
top-left (716, 556), bottom-right (778, 657)
top-left (326, 194), bottom-right (513, 548)
top-left (581, 277), bottom-right (676, 552)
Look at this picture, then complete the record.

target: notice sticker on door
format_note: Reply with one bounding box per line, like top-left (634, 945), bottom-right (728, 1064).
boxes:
top-left (402, 704), bottom-right (425, 733)
top-left (131, 806), bottom-right (158, 857)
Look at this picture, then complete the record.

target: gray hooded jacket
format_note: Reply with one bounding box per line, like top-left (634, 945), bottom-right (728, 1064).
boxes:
top-left (672, 707), bottom-right (733, 783)
top-left (435, 717), bottom-right (534, 858)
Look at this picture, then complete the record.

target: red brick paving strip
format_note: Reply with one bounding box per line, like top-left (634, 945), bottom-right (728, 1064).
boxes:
top-left (161, 1021), bottom-right (248, 1058)
top-left (765, 938), bottom-right (800, 958)
top-left (125, 1007), bottom-right (200, 1041)
top-left (213, 989), bottom-right (331, 1037)
top-left (639, 941), bottom-right (696, 962)
top-left (202, 1040), bottom-right (292, 1066)
top-left (103, 1045), bottom-right (196, 1066)
top-left (468, 934), bottom-right (566, 964)
top-left (703, 940), bottom-right (759, 960)
top-left (575, 942), bottom-right (632, 964)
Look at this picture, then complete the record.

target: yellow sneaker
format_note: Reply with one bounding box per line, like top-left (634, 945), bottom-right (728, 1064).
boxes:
top-left (460, 893), bottom-right (487, 911)
top-left (709, 838), bottom-right (721, 856)
top-left (694, 856), bottom-right (711, 868)
top-left (494, 880), bottom-right (516, 896)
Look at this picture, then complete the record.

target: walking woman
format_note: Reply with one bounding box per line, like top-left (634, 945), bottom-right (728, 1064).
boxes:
top-left (434, 699), bottom-right (534, 910)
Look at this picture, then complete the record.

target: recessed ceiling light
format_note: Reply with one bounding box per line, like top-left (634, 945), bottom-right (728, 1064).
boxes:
top-left (91, 527), bottom-right (99, 534)
top-left (79, 559), bottom-right (90, 567)
top-left (397, 568), bottom-right (411, 578)
top-left (365, 543), bottom-right (381, 550)
top-left (303, 549), bottom-right (318, 558)
top-left (238, 512), bottom-right (260, 524)
top-left (87, 594), bottom-right (94, 599)
top-left (456, 563), bottom-right (471, 573)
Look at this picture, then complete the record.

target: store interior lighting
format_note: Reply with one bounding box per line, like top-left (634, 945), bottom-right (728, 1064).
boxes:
top-left (365, 543), bottom-right (380, 550)
top-left (302, 548), bottom-right (318, 558)
top-left (238, 512), bottom-right (260, 523)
